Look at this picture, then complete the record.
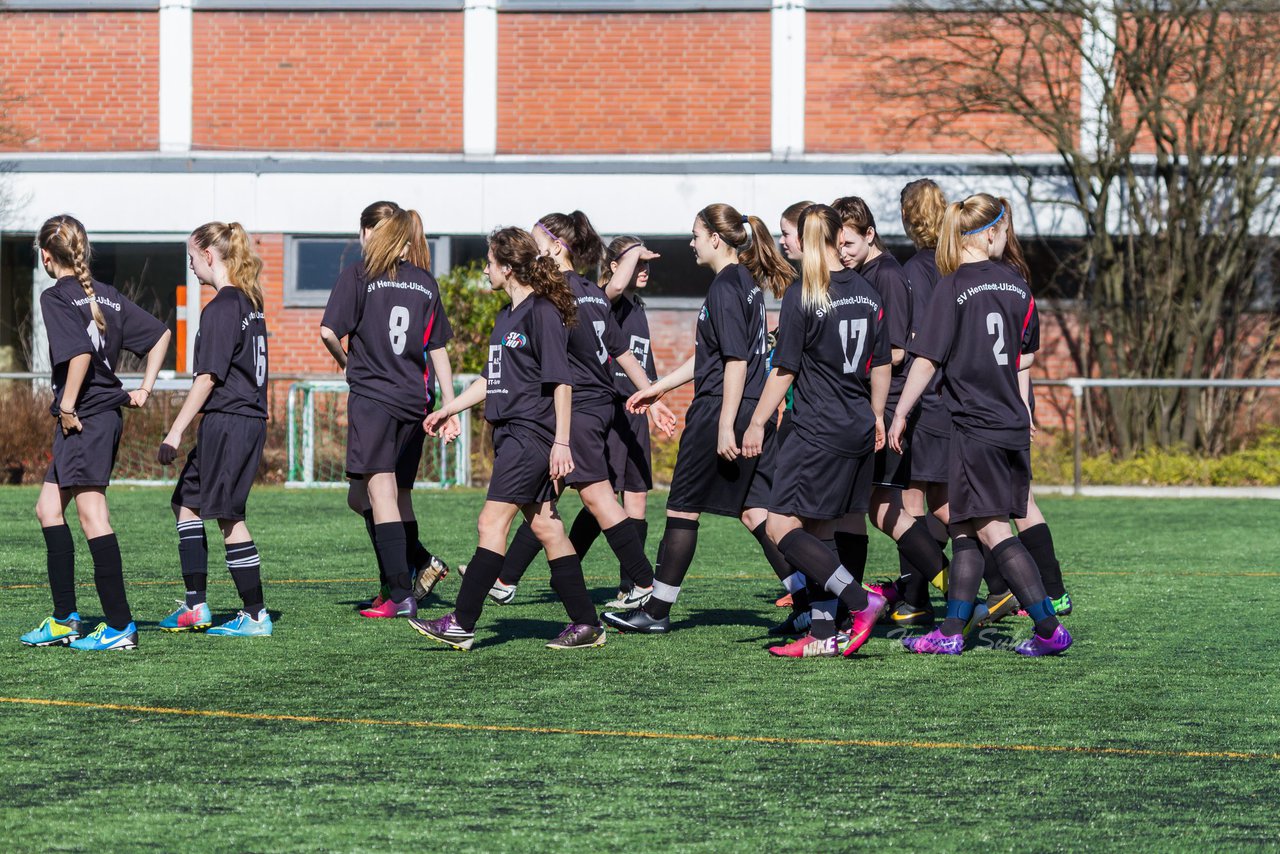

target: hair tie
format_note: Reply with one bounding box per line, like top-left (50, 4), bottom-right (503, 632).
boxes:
top-left (963, 206), bottom-right (1005, 236)
top-left (741, 215), bottom-right (750, 224)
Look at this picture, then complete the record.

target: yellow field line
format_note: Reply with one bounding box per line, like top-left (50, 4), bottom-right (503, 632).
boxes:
top-left (0, 696), bottom-right (1275, 763)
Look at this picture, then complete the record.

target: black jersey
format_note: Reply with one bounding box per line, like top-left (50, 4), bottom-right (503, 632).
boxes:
top-left (903, 247), bottom-right (949, 434)
top-left (194, 287), bottom-right (267, 419)
top-left (910, 260), bottom-right (1039, 450)
top-left (565, 271), bottom-right (628, 407)
top-left (772, 268), bottom-right (891, 458)
top-left (858, 251), bottom-right (912, 415)
top-left (41, 276), bottom-right (167, 418)
top-left (693, 263), bottom-right (769, 399)
top-left (321, 260), bottom-right (453, 422)
top-left (610, 293), bottom-right (658, 396)
top-left (483, 294), bottom-right (573, 441)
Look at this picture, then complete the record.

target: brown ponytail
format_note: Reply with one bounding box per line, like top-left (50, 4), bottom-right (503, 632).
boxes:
top-left (536, 210), bottom-right (605, 273)
top-left (39, 215), bottom-right (105, 334)
top-left (406, 209), bottom-right (432, 271)
top-left (997, 197), bottom-right (1031, 283)
top-left (900, 179), bottom-right (947, 249)
top-left (191, 221), bottom-right (266, 312)
top-left (489, 226), bottom-right (578, 327)
top-left (697, 203), bottom-right (794, 297)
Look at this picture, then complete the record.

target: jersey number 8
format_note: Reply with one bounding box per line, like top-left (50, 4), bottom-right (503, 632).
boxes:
top-left (389, 306), bottom-right (410, 356)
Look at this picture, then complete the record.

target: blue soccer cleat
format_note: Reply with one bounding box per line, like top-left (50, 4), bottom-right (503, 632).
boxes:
top-left (20, 612), bottom-right (84, 647)
top-left (69, 622), bottom-right (138, 651)
top-left (207, 610), bottom-right (273, 637)
top-left (159, 601), bottom-right (213, 632)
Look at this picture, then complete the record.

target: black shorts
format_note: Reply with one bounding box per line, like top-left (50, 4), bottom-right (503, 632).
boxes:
top-left (345, 393), bottom-right (425, 490)
top-left (776, 409), bottom-right (794, 446)
top-left (606, 402), bottom-right (653, 493)
top-left (44, 409), bottom-right (122, 489)
top-left (873, 410), bottom-right (914, 489)
top-left (768, 432), bottom-right (874, 520)
top-left (488, 422), bottom-right (557, 506)
top-left (172, 412), bottom-right (266, 521)
top-left (911, 423), bottom-right (951, 485)
top-left (667, 395), bottom-right (776, 517)
top-left (948, 430), bottom-right (1030, 524)
top-left (564, 399), bottom-right (617, 488)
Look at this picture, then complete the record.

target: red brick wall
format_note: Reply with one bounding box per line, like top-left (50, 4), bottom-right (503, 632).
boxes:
top-left (805, 11), bottom-right (1066, 154)
top-left (191, 11), bottom-right (464, 152)
top-left (496, 12), bottom-right (772, 154)
top-left (0, 12), bottom-right (159, 151)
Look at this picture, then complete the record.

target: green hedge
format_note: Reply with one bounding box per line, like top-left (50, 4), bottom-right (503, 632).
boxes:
top-left (1031, 429), bottom-right (1280, 487)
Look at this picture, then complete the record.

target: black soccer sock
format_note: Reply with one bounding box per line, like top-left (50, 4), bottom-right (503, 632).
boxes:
top-left (992, 537), bottom-right (1060, 638)
top-left (454, 547), bottom-right (504, 631)
top-left (176, 518), bottom-right (208, 607)
top-left (644, 517), bottom-right (699, 620)
top-left (226, 540), bottom-right (265, 618)
top-left (497, 521), bottom-right (542, 586)
top-left (983, 547), bottom-right (1010, 597)
top-left (897, 551), bottom-right (929, 609)
top-left (603, 519), bottom-right (654, 589)
top-left (1019, 523), bottom-right (1066, 598)
top-left (373, 522), bottom-right (412, 602)
top-left (896, 521), bottom-right (946, 594)
top-left (568, 508), bottom-right (603, 560)
top-left (940, 535), bottom-right (984, 636)
top-left (88, 534), bottom-right (131, 630)
top-left (404, 519), bottom-right (433, 571)
top-left (362, 509), bottom-right (388, 589)
top-left (834, 532), bottom-right (870, 586)
top-left (751, 521), bottom-right (795, 584)
top-left (619, 518), bottom-right (649, 591)
top-left (777, 529), bottom-right (868, 612)
top-left (549, 554), bottom-right (598, 625)
top-left (42, 524), bottom-right (77, 620)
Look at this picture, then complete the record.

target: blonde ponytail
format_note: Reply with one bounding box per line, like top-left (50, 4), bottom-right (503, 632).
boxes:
top-left (798, 205), bottom-right (842, 313)
top-left (191, 221), bottom-right (266, 312)
top-left (936, 193), bottom-right (1005, 276)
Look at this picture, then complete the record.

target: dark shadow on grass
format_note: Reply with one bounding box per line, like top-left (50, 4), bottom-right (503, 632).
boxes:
top-left (478, 615), bottom-right (568, 648)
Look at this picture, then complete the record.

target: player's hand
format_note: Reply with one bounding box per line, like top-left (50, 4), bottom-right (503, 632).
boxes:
top-left (717, 423), bottom-right (740, 462)
top-left (58, 410), bottom-right (82, 437)
top-left (627, 385), bottom-right (663, 415)
top-left (741, 422), bottom-right (765, 458)
top-left (887, 414), bottom-right (907, 453)
top-left (157, 434), bottom-right (180, 464)
top-left (423, 408), bottom-right (451, 436)
top-left (649, 401), bottom-right (678, 437)
top-left (874, 417), bottom-right (886, 452)
top-left (1027, 408), bottom-right (1038, 441)
top-left (437, 414), bottom-right (462, 444)
top-left (127, 388), bottom-right (151, 408)
top-left (549, 442), bottom-right (575, 480)
top-left (638, 247), bottom-right (662, 262)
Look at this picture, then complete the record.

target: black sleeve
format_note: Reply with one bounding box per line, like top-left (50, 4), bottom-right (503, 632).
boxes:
top-left (321, 266), bottom-right (360, 338)
top-left (884, 271), bottom-right (912, 350)
top-left (534, 303), bottom-right (573, 387)
top-left (603, 310), bottom-right (629, 359)
top-left (770, 288), bottom-right (805, 374)
top-left (709, 279), bottom-right (750, 361)
top-left (425, 295), bottom-right (453, 351)
top-left (194, 298), bottom-right (235, 382)
top-left (870, 306), bottom-right (893, 368)
top-left (119, 294), bottom-right (167, 356)
top-left (1021, 298), bottom-right (1040, 355)
top-left (40, 289), bottom-right (93, 366)
top-left (908, 281), bottom-right (956, 365)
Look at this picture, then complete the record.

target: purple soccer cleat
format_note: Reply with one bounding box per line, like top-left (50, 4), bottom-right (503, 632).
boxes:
top-left (902, 628), bottom-right (964, 655)
top-left (1014, 624), bottom-right (1073, 657)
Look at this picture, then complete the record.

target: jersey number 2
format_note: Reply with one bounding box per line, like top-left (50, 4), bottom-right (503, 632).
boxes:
top-left (986, 312), bottom-right (1009, 366)
top-left (389, 306), bottom-right (410, 356)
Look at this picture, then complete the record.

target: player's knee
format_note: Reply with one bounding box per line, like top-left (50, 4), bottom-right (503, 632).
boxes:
top-left (764, 515), bottom-right (793, 546)
top-left (34, 498), bottom-right (62, 527)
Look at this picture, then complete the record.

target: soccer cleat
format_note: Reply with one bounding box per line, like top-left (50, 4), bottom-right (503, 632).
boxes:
top-left (963, 601), bottom-right (990, 636)
top-left (207, 610), bottom-right (273, 637)
top-left (68, 622), bottom-right (138, 651)
top-left (1050, 591), bottom-right (1073, 616)
top-left (359, 596), bottom-right (418, 619)
top-left (409, 612), bottom-right (475, 651)
top-left (767, 609), bottom-right (812, 637)
top-left (889, 601), bottom-right (935, 627)
top-left (929, 561), bottom-right (949, 596)
top-left (487, 580), bottom-right (517, 606)
top-left (602, 609), bottom-right (670, 634)
top-left (865, 580), bottom-right (902, 609)
top-left (20, 612), bottom-right (84, 647)
top-left (902, 628), bottom-right (964, 655)
top-left (603, 586), bottom-right (652, 610)
top-left (1014, 624), bottom-right (1073, 657)
top-left (843, 591), bottom-right (887, 656)
top-left (774, 592), bottom-right (794, 608)
top-left (358, 583), bottom-right (393, 611)
top-left (979, 591), bottom-right (1020, 625)
top-left (412, 554), bottom-right (451, 605)
top-left (546, 623), bottom-right (607, 650)
top-left (159, 601), bottom-right (213, 632)
top-left (768, 633), bottom-right (848, 658)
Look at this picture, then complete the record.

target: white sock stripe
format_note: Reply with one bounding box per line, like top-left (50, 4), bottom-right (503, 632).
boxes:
top-left (226, 558), bottom-right (261, 569)
top-left (783, 572), bottom-right (806, 593)
top-left (651, 581), bottom-right (681, 603)
top-left (811, 600), bottom-right (837, 621)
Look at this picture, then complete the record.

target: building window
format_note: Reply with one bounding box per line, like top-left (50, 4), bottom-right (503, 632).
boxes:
top-left (285, 235), bottom-right (450, 307)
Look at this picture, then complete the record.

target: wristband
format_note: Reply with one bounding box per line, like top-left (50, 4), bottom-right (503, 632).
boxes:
top-left (617, 243), bottom-right (642, 259)
top-left (554, 441), bottom-right (570, 447)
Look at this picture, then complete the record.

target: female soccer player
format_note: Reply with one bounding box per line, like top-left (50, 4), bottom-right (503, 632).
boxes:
top-left (488, 212), bottom-right (673, 607)
top-left (410, 226), bottom-right (605, 651)
top-left (832, 196), bottom-right (949, 625)
top-left (155, 222), bottom-right (272, 636)
top-left (319, 201), bottom-right (456, 620)
top-left (20, 215), bottom-right (170, 651)
top-left (604, 203), bottom-right (796, 634)
top-left (742, 204), bottom-right (892, 657)
top-left (889, 194), bottom-right (1072, 656)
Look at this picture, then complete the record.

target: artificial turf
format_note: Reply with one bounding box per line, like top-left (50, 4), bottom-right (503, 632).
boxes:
top-left (0, 487), bottom-right (1277, 852)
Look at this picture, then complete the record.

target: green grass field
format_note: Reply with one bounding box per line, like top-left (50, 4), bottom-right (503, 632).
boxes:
top-left (1, 486), bottom-right (1278, 852)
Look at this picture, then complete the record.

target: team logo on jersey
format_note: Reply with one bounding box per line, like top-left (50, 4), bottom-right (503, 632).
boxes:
top-left (699, 306), bottom-right (708, 322)
top-left (503, 332), bottom-right (528, 348)
top-left (629, 335), bottom-right (651, 369)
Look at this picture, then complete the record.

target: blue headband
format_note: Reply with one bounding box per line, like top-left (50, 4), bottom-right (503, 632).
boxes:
top-left (963, 206), bottom-right (1005, 235)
